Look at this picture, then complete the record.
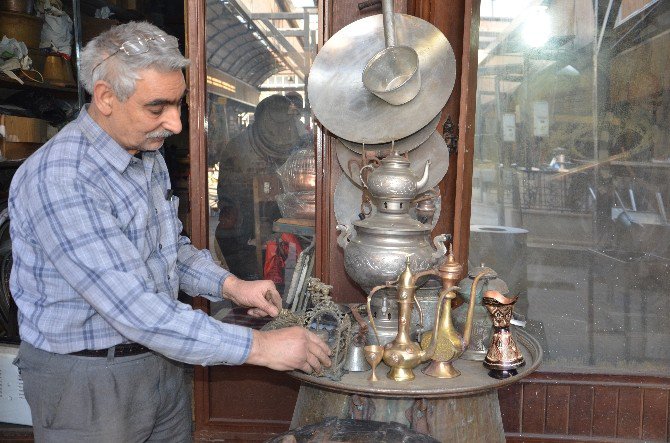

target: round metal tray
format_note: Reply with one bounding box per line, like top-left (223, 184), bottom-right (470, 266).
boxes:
top-left (308, 13), bottom-right (456, 144)
top-left (338, 113), bottom-right (440, 155)
top-left (289, 328), bottom-right (542, 398)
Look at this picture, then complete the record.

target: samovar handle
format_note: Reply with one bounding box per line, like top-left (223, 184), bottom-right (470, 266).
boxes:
top-left (336, 224), bottom-right (352, 248)
top-left (366, 281), bottom-right (395, 346)
top-left (431, 233), bottom-right (450, 260)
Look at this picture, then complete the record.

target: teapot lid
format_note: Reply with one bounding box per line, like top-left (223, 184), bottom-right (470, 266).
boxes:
top-left (379, 149), bottom-right (410, 168)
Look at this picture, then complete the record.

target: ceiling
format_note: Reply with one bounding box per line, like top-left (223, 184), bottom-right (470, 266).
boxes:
top-left (206, 0), bottom-right (284, 88)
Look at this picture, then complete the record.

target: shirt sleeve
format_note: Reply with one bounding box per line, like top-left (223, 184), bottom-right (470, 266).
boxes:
top-left (27, 176), bottom-right (252, 366)
top-left (174, 234), bottom-right (231, 302)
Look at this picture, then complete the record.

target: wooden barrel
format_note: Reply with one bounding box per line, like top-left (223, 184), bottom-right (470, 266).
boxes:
top-left (290, 384), bottom-right (506, 442)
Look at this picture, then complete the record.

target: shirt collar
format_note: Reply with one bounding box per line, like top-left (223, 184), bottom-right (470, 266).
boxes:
top-left (76, 105), bottom-right (134, 173)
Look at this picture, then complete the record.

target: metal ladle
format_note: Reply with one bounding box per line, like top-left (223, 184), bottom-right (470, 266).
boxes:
top-left (362, 0), bottom-right (421, 105)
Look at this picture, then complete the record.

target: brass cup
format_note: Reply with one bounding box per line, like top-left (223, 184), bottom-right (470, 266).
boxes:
top-left (363, 344), bottom-right (384, 382)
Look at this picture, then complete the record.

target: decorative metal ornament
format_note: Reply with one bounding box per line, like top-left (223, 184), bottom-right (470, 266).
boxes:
top-left (261, 278), bottom-right (352, 381)
top-left (303, 278), bottom-right (352, 381)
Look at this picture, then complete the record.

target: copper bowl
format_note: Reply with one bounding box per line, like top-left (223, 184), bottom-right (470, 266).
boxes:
top-left (0, 0), bottom-right (33, 14)
top-left (284, 171), bottom-right (315, 192)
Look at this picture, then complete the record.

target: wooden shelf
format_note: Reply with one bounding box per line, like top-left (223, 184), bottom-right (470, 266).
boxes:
top-left (0, 76), bottom-right (78, 101)
top-left (273, 218), bottom-right (315, 237)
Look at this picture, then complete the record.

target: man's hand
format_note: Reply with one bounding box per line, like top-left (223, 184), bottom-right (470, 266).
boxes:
top-left (222, 276), bottom-right (282, 317)
top-left (246, 327), bottom-right (332, 373)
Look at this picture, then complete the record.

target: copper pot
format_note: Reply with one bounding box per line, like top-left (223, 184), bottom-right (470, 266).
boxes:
top-left (0, 11), bottom-right (42, 49)
top-left (276, 191), bottom-right (315, 220)
top-left (43, 54), bottom-right (76, 87)
top-left (0, 0), bottom-right (34, 14)
top-left (276, 148), bottom-right (316, 193)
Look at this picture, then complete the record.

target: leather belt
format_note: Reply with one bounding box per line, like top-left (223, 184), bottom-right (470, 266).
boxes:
top-left (70, 343), bottom-right (150, 357)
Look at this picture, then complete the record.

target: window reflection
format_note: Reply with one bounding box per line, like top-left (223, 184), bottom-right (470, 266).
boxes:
top-left (205, 0), bottom-right (318, 319)
top-left (472, 0), bottom-right (669, 374)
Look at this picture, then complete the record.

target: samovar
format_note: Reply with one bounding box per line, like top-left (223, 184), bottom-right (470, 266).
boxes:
top-left (336, 149), bottom-right (447, 293)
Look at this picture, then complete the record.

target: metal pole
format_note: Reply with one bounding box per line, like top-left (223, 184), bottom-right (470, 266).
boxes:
top-left (71, 0), bottom-right (85, 110)
top-left (495, 76), bottom-right (506, 226)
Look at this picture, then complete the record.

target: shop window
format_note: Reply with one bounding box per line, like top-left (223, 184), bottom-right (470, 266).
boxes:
top-left (471, 0), bottom-right (669, 375)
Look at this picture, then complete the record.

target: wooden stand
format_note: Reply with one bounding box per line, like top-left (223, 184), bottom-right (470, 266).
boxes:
top-left (289, 329), bottom-right (542, 442)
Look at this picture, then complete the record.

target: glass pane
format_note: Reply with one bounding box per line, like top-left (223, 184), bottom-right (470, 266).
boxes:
top-left (471, 0), bottom-right (669, 375)
top-left (204, 0), bottom-right (317, 319)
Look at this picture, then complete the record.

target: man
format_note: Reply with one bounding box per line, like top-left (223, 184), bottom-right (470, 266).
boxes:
top-left (9, 21), bottom-right (330, 442)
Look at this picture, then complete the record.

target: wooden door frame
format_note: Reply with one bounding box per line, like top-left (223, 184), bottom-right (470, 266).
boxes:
top-left (185, 0), bottom-right (481, 437)
top-left (184, 0), bottom-right (212, 433)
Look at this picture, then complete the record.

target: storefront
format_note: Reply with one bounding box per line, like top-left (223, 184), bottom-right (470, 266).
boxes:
top-left (0, 0), bottom-right (667, 441)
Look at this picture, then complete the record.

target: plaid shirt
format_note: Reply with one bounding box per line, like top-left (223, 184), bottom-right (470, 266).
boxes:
top-left (8, 107), bottom-right (252, 366)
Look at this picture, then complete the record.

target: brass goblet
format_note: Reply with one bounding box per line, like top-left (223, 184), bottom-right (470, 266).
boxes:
top-left (363, 344), bottom-right (384, 381)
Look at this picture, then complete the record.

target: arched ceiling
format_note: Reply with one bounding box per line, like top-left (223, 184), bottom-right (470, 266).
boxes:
top-left (206, 0), bottom-right (284, 87)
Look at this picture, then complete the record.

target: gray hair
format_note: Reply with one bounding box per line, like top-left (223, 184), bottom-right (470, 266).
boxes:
top-left (79, 21), bottom-right (190, 101)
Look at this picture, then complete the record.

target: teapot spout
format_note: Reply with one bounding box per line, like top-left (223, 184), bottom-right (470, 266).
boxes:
top-left (416, 160), bottom-right (431, 190)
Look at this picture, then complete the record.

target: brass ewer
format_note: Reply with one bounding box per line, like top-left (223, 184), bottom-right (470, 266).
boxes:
top-left (366, 258), bottom-right (441, 381)
top-left (416, 246), bottom-right (497, 378)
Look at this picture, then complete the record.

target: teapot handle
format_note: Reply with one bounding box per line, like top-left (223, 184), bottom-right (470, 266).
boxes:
top-left (431, 233), bottom-right (450, 260)
top-left (359, 164), bottom-right (375, 188)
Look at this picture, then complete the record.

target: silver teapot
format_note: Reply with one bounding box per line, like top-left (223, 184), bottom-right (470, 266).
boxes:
top-left (360, 150), bottom-right (430, 214)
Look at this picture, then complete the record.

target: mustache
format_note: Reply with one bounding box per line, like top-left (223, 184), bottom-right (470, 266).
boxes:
top-left (146, 129), bottom-right (174, 139)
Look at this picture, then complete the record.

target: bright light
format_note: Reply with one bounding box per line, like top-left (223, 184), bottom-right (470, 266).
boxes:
top-left (523, 7), bottom-right (551, 47)
top-left (291, 0), bottom-right (315, 8)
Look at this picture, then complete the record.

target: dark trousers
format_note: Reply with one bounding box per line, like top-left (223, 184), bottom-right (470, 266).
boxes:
top-left (14, 342), bottom-right (192, 443)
